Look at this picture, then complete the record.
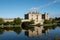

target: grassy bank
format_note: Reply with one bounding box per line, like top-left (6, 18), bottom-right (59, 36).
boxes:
top-left (43, 23), bottom-right (57, 26)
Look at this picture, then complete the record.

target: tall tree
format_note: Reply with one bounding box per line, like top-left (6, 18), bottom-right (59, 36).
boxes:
top-left (14, 17), bottom-right (21, 25)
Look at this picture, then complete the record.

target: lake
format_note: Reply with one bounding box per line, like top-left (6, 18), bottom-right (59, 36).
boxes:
top-left (0, 26), bottom-right (60, 40)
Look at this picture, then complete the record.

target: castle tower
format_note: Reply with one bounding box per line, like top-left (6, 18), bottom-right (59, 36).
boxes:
top-left (42, 12), bottom-right (49, 20)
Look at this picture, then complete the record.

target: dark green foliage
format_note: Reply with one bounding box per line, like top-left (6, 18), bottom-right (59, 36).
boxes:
top-left (44, 25), bottom-right (57, 30)
top-left (21, 21), bottom-right (30, 30)
top-left (44, 20), bottom-right (52, 24)
top-left (51, 19), bottom-right (56, 24)
top-left (0, 27), bottom-right (22, 34)
top-left (12, 27), bottom-right (22, 34)
top-left (9, 21), bottom-right (15, 25)
top-left (57, 20), bottom-right (60, 23)
top-left (36, 23), bottom-right (41, 27)
top-left (53, 17), bottom-right (60, 23)
top-left (3, 21), bottom-right (15, 25)
top-left (3, 22), bottom-right (10, 25)
top-left (29, 20), bottom-right (34, 24)
top-left (14, 17), bottom-right (21, 25)
top-left (0, 28), bottom-right (4, 34)
top-left (0, 18), bottom-right (4, 25)
top-left (55, 17), bottom-right (60, 21)
top-left (21, 21), bottom-right (34, 30)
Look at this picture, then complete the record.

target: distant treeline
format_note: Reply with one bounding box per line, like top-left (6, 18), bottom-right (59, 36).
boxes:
top-left (0, 17), bottom-right (21, 25)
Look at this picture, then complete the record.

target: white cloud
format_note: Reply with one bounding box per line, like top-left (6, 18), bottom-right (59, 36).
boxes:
top-left (39, 0), bottom-right (60, 9)
top-left (29, 7), bottom-right (38, 12)
top-left (29, 0), bottom-right (60, 11)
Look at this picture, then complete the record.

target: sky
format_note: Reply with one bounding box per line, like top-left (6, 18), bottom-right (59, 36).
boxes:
top-left (0, 0), bottom-right (60, 18)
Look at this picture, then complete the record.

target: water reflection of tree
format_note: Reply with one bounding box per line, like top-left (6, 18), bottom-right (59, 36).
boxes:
top-left (21, 21), bottom-right (34, 31)
top-left (44, 25), bottom-right (57, 30)
top-left (6, 27), bottom-right (22, 34)
top-left (42, 25), bottom-right (57, 34)
top-left (57, 23), bottom-right (60, 27)
top-left (0, 27), bottom-right (22, 35)
top-left (13, 27), bottom-right (22, 34)
top-left (0, 28), bottom-right (4, 35)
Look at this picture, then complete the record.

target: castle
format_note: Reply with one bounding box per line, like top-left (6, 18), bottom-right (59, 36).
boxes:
top-left (22, 12), bottom-right (49, 25)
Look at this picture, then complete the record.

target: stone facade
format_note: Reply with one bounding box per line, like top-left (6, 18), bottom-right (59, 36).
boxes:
top-left (22, 19), bottom-right (30, 22)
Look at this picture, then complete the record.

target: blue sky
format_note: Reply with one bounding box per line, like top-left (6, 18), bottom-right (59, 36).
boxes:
top-left (0, 0), bottom-right (60, 18)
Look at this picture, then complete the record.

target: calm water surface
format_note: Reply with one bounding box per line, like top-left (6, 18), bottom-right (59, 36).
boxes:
top-left (0, 26), bottom-right (60, 40)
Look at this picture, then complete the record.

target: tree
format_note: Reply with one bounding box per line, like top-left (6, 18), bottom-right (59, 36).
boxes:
top-left (29, 20), bottom-right (34, 24)
top-left (36, 23), bottom-right (41, 27)
top-left (52, 19), bottom-right (56, 23)
top-left (21, 21), bottom-right (30, 30)
top-left (21, 21), bottom-right (34, 30)
top-left (9, 21), bottom-right (15, 25)
top-left (0, 18), bottom-right (4, 25)
top-left (3, 21), bottom-right (15, 25)
top-left (3, 21), bottom-right (10, 25)
top-left (44, 20), bottom-right (52, 24)
top-left (14, 17), bottom-right (21, 25)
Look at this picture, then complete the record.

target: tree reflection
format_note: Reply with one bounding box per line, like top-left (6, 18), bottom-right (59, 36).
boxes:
top-left (0, 28), bottom-right (4, 35)
top-left (43, 25), bottom-right (57, 30)
top-left (42, 25), bottom-right (58, 34)
top-left (13, 27), bottom-right (22, 34)
top-left (0, 27), bottom-right (22, 35)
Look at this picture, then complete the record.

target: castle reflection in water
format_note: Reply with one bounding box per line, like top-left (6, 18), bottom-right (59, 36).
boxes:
top-left (25, 26), bottom-right (50, 37)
